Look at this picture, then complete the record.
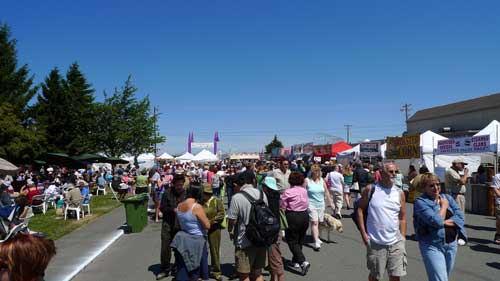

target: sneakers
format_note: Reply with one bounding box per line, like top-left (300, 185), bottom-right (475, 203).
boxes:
top-left (334, 213), bottom-right (342, 220)
top-left (458, 238), bottom-right (466, 246)
top-left (301, 261), bottom-right (310, 276)
top-left (155, 271), bottom-right (169, 280)
top-left (313, 241), bottom-right (321, 251)
top-left (290, 262), bottom-right (301, 269)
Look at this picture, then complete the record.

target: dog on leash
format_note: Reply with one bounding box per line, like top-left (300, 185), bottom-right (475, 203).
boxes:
top-left (319, 213), bottom-right (343, 242)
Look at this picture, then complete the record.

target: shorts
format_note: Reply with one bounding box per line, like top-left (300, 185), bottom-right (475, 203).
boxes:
top-left (344, 184), bottom-right (351, 193)
top-left (235, 247), bottom-right (267, 274)
top-left (308, 207), bottom-right (325, 222)
top-left (366, 239), bottom-right (407, 280)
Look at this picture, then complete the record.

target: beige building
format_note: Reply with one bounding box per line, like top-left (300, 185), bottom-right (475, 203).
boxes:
top-left (407, 93), bottom-right (500, 137)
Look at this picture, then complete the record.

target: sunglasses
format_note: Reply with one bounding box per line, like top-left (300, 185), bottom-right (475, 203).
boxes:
top-left (386, 170), bottom-right (397, 174)
top-left (427, 183), bottom-right (440, 187)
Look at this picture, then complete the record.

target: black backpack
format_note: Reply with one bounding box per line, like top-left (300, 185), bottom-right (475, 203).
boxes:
top-left (240, 189), bottom-right (280, 247)
top-left (352, 186), bottom-right (376, 231)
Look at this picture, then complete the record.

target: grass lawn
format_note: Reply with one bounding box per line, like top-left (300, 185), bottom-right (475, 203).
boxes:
top-left (29, 193), bottom-right (123, 240)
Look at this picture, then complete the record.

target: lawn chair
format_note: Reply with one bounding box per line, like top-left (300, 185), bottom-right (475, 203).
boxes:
top-left (96, 184), bottom-right (107, 196)
top-left (31, 195), bottom-right (47, 214)
top-left (82, 195), bottom-right (91, 216)
top-left (108, 182), bottom-right (120, 201)
top-left (64, 203), bottom-right (83, 221)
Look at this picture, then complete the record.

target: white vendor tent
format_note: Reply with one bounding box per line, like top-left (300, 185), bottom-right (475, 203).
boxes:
top-left (193, 149), bottom-right (218, 162)
top-left (336, 145), bottom-right (360, 166)
top-left (176, 152), bottom-right (194, 161)
top-left (474, 120), bottom-right (500, 153)
top-left (158, 152), bottom-right (174, 160)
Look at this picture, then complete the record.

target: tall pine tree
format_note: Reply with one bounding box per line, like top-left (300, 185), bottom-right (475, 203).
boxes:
top-left (0, 23), bottom-right (38, 116)
top-left (63, 62), bottom-right (95, 153)
top-left (36, 68), bottom-right (70, 152)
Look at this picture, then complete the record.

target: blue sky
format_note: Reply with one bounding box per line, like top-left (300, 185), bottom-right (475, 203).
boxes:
top-left (2, 0), bottom-right (500, 154)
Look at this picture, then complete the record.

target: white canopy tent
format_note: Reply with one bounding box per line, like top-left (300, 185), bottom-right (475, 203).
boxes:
top-left (158, 152), bottom-right (174, 160)
top-left (474, 120), bottom-right (500, 153)
top-left (192, 149), bottom-right (218, 162)
top-left (176, 152), bottom-right (194, 162)
top-left (0, 157), bottom-right (18, 175)
top-left (336, 145), bottom-right (360, 166)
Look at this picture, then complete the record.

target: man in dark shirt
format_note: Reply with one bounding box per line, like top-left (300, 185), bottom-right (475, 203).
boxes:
top-left (157, 174), bottom-right (186, 280)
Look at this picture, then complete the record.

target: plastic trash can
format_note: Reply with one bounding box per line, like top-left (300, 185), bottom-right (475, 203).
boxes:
top-left (122, 194), bottom-right (148, 233)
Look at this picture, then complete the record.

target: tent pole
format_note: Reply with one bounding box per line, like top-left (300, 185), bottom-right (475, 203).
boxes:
top-left (432, 136), bottom-right (436, 170)
top-left (496, 124), bottom-right (499, 173)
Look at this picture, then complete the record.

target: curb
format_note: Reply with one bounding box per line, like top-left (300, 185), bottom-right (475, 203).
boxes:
top-left (58, 228), bottom-right (124, 281)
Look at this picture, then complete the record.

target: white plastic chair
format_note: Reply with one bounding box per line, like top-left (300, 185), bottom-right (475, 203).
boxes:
top-left (82, 195), bottom-right (91, 216)
top-left (31, 195), bottom-right (47, 214)
top-left (64, 203), bottom-right (83, 220)
top-left (96, 184), bottom-right (107, 196)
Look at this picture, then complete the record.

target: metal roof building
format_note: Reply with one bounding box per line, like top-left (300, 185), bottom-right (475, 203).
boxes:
top-left (406, 93), bottom-right (500, 137)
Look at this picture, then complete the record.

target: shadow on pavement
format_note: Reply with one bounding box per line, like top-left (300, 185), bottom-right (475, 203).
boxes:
top-left (148, 264), bottom-right (163, 276)
top-left (486, 262), bottom-right (500, 270)
top-left (469, 244), bottom-right (500, 255)
top-left (467, 237), bottom-right (494, 245)
top-left (465, 224), bottom-right (496, 232)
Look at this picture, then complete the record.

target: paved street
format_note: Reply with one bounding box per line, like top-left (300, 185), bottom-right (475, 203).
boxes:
top-left (72, 204), bottom-right (499, 281)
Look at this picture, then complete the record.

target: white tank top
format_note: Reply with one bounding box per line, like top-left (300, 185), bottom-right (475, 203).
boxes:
top-left (366, 184), bottom-right (402, 245)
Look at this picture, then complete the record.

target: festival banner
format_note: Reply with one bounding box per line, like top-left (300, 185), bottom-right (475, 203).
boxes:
top-left (385, 134), bottom-right (421, 159)
top-left (437, 135), bottom-right (490, 154)
top-left (191, 142), bottom-right (214, 149)
top-left (360, 142), bottom-right (381, 157)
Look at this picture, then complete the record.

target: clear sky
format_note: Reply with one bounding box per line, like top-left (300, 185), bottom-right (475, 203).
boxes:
top-left (2, 0), bottom-right (500, 155)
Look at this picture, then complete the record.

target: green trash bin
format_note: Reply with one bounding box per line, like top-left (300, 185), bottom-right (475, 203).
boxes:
top-left (122, 194), bottom-right (148, 233)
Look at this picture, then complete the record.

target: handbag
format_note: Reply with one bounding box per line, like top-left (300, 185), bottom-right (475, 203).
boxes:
top-left (351, 181), bottom-right (360, 191)
top-left (279, 209), bottom-right (288, 230)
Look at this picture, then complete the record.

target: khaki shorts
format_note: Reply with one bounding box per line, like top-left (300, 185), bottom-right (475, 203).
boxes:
top-left (235, 247), bottom-right (267, 274)
top-left (308, 208), bottom-right (325, 222)
top-left (366, 239), bottom-right (407, 280)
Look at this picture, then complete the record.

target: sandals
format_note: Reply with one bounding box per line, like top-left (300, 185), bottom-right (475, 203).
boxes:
top-left (494, 233), bottom-right (500, 245)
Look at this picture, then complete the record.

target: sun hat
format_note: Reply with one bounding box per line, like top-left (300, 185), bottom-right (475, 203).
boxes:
top-left (452, 158), bottom-right (468, 165)
top-left (202, 184), bottom-right (213, 194)
top-left (263, 176), bottom-right (278, 191)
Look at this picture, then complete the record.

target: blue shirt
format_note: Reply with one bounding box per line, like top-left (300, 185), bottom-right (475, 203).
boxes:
top-left (413, 193), bottom-right (467, 245)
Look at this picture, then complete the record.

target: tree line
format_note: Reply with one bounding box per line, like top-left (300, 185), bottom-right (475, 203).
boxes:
top-left (0, 23), bottom-right (165, 164)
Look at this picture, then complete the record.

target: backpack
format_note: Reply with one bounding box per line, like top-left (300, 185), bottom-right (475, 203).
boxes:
top-left (240, 190), bottom-right (280, 247)
top-left (352, 185), bottom-right (376, 231)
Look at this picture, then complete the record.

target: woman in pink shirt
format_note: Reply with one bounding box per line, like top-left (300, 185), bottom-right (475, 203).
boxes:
top-left (280, 172), bottom-right (310, 276)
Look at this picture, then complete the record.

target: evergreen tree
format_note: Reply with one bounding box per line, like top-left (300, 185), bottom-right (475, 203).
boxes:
top-left (0, 23), bottom-right (37, 116)
top-left (265, 135), bottom-right (284, 154)
top-left (63, 62), bottom-right (96, 153)
top-left (35, 68), bottom-right (70, 152)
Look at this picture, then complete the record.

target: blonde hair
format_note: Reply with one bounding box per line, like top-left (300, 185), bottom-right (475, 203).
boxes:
top-left (309, 164), bottom-right (322, 178)
top-left (418, 173), bottom-right (440, 192)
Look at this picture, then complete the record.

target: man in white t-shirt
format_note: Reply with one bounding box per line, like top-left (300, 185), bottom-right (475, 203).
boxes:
top-left (326, 165), bottom-right (344, 219)
top-left (491, 174), bottom-right (500, 244)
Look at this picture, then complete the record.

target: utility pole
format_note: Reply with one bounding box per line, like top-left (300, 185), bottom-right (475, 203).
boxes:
top-left (153, 106), bottom-right (158, 158)
top-left (344, 125), bottom-right (352, 144)
top-left (401, 103), bottom-right (412, 122)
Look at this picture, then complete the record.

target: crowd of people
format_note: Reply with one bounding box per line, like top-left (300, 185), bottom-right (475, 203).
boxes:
top-left (141, 156), bottom-right (497, 281)
top-left (0, 155), bottom-right (499, 281)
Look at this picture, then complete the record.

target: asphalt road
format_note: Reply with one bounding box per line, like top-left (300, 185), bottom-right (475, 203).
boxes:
top-left (71, 204), bottom-right (499, 281)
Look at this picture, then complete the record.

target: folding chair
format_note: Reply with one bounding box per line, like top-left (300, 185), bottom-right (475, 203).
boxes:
top-left (109, 182), bottom-right (120, 201)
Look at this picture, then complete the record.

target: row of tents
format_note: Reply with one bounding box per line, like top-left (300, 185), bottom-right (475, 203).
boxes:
top-left (337, 120), bottom-right (500, 177)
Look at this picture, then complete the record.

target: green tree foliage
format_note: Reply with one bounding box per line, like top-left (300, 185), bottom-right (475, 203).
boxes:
top-left (0, 103), bottom-right (45, 164)
top-left (63, 62), bottom-right (96, 153)
top-left (35, 68), bottom-right (69, 152)
top-left (0, 24), bottom-right (37, 116)
top-left (265, 135), bottom-right (284, 154)
top-left (95, 76), bottom-right (165, 159)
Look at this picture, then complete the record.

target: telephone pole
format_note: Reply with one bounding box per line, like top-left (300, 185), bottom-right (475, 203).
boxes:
top-left (344, 125), bottom-right (352, 144)
top-left (401, 103), bottom-right (412, 122)
top-left (153, 106), bottom-right (158, 158)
